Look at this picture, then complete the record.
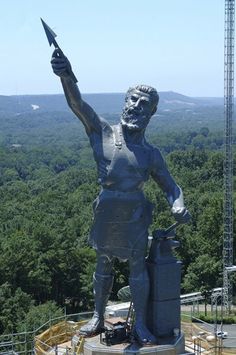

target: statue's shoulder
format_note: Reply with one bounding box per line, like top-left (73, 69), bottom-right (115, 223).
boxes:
top-left (88, 117), bottom-right (113, 145)
top-left (143, 140), bottom-right (155, 153)
top-left (143, 142), bottom-right (164, 167)
top-left (99, 117), bottom-right (113, 135)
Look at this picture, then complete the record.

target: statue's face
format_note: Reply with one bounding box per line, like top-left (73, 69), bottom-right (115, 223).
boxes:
top-left (121, 90), bottom-right (156, 131)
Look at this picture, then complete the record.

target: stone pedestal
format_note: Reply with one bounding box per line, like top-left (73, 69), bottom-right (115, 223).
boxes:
top-left (83, 332), bottom-right (185, 354)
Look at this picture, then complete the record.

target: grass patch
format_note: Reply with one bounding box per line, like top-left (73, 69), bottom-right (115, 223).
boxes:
top-left (197, 313), bottom-right (236, 324)
top-left (181, 313), bottom-right (192, 323)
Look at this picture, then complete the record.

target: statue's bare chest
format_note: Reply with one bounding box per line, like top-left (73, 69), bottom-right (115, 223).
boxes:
top-left (91, 125), bottom-right (152, 189)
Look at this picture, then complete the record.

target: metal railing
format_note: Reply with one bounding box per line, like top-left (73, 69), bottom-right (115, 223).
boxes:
top-left (0, 305), bottom-right (235, 354)
top-left (0, 311), bottom-right (92, 355)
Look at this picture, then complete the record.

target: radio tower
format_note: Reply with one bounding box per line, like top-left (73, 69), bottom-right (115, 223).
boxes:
top-left (223, 0), bottom-right (235, 313)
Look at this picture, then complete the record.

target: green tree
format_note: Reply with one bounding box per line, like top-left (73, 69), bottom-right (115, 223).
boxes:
top-left (182, 255), bottom-right (222, 293)
top-left (17, 301), bottom-right (63, 333)
top-left (0, 283), bottom-right (33, 334)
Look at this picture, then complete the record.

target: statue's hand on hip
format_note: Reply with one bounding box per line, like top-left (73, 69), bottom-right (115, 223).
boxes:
top-left (171, 206), bottom-right (191, 224)
top-left (51, 49), bottom-right (72, 78)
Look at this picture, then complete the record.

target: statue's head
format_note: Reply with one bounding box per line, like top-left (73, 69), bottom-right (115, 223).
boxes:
top-left (121, 85), bottom-right (159, 131)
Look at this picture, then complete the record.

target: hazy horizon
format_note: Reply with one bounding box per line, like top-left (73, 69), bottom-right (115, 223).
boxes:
top-left (0, 1), bottom-right (224, 97)
top-left (0, 91), bottom-right (225, 99)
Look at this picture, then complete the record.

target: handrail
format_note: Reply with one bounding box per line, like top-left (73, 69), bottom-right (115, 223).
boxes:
top-left (0, 311), bottom-right (93, 355)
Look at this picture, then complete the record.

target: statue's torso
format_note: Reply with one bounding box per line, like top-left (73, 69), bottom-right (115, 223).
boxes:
top-left (88, 123), bottom-right (154, 259)
top-left (90, 124), bottom-right (153, 192)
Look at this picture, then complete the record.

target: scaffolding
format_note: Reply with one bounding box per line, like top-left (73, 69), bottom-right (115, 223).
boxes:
top-left (223, 0), bottom-right (235, 313)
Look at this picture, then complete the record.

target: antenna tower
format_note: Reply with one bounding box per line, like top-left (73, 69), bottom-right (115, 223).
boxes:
top-left (223, 0), bottom-right (235, 313)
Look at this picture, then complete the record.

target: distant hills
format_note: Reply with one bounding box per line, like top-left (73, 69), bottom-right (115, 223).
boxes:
top-left (0, 91), bottom-right (224, 115)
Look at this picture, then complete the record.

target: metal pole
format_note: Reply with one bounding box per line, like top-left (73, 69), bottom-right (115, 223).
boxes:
top-left (223, 0), bottom-right (235, 314)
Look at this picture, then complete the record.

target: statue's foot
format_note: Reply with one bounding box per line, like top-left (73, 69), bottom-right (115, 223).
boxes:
top-left (132, 323), bottom-right (157, 347)
top-left (79, 315), bottom-right (104, 337)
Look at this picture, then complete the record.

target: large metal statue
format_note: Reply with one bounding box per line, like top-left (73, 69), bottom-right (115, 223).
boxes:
top-left (48, 29), bottom-right (190, 346)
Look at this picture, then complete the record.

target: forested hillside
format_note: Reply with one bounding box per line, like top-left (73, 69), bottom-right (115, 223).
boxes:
top-left (0, 93), bottom-right (235, 334)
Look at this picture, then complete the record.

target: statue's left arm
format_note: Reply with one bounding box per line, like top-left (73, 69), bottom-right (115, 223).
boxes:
top-left (150, 148), bottom-right (190, 224)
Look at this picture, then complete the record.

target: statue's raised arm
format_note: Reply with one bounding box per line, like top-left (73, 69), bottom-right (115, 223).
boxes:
top-left (51, 49), bottom-right (102, 135)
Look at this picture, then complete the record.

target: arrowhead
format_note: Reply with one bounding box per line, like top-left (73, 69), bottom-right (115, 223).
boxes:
top-left (41, 18), bottom-right (57, 47)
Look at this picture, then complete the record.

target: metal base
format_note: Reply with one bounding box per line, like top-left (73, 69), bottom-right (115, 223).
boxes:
top-left (82, 332), bottom-right (185, 354)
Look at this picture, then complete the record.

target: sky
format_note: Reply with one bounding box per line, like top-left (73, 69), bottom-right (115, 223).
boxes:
top-left (0, 0), bottom-right (225, 97)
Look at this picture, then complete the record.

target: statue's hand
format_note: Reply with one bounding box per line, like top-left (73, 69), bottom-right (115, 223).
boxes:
top-left (51, 49), bottom-right (72, 78)
top-left (171, 207), bottom-right (191, 224)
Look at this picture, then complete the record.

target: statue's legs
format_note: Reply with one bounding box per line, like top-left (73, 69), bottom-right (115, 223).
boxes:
top-left (79, 253), bottom-right (114, 336)
top-left (129, 253), bottom-right (157, 346)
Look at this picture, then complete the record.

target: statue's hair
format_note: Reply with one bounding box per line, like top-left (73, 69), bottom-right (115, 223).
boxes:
top-left (125, 85), bottom-right (159, 107)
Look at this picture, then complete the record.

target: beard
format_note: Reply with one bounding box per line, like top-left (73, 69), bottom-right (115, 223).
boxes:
top-left (120, 107), bottom-right (150, 131)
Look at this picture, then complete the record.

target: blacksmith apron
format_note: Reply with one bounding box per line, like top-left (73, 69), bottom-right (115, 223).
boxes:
top-left (89, 124), bottom-right (153, 260)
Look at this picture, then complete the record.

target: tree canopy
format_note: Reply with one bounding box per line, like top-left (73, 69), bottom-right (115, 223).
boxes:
top-left (0, 106), bottom-right (235, 334)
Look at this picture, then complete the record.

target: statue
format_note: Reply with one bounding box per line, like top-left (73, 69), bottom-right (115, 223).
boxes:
top-left (50, 49), bottom-right (190, 346)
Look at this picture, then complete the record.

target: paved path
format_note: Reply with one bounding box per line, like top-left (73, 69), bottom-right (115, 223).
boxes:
top-left (195, 323), bottom-right (236, 348)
